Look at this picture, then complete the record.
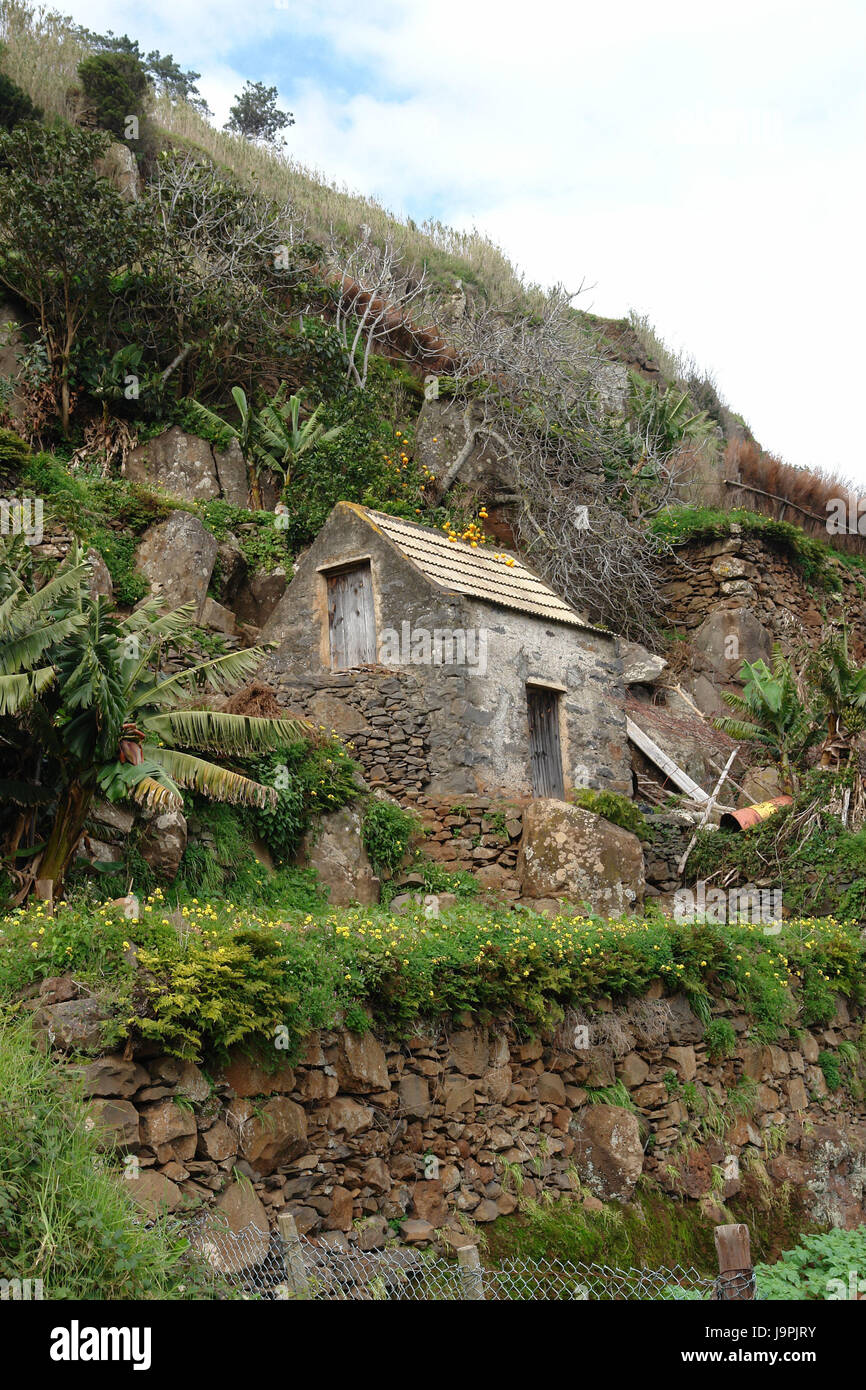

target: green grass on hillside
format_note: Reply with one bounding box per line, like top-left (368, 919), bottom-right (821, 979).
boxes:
top-left (0, 1012), bottom-right (224, 1298)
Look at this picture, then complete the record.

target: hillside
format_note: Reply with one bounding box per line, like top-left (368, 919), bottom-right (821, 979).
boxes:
top-left (0, 0), bottom-right (865, 1308)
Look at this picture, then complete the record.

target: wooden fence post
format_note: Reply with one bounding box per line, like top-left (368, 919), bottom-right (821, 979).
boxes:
top-left (457, 1243), bottom-right (485, 1301)
top-left (714, 1223), bottom-right (754, 1300)
top-left (277, 1212), bottom-right (310, 1300)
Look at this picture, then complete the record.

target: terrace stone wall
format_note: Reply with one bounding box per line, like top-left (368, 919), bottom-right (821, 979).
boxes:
top-left (36, 982), bottom-right (866, 1260)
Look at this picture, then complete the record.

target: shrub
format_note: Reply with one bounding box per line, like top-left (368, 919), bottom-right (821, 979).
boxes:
top-left (362, 799), bottom-right (419, 875)
top-left (249, 738), bottom-right (361, 864)
top-left (818, 1049), bottom-right (842, 1091)
top-left (755, 1228), bottom-right (866, 1299)
top-left (572, 787), bottom-right (648, 840)
top-left (0, 425), bottom-right (30, 476)
top-left (0, 67), bottom-right (41, 130)
top-left (703, 1017), bottom-right (736, 1062)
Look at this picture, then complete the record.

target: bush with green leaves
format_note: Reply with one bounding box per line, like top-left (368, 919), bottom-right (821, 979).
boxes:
top-left (362, 799), bottom-right (419, 876)
top-left (703, 1017), bottom-right (737, 1062)
top-left (0, 58), bottom-right (41, 131)
top-left (572, 787), bottom-right (648, 840)
top-left (249, 738), bottom-right (361, 864)
top-left (755, 1228), bottom-right (866, 1299)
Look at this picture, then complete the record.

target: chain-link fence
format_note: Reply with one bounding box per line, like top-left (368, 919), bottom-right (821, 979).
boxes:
top-left (178, 1213), bottom-right (722, 1302)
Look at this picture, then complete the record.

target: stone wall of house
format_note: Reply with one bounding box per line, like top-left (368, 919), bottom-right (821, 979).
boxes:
top-left (38, 981), bottom-right (866, 1258)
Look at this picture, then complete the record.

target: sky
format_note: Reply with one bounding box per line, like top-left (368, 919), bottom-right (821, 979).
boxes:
top-left (59, 0), bottom-right (866, 483)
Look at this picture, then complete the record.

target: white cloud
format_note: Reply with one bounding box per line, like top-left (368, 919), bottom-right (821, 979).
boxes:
top-left (57, 0), bottom-right (866, 480)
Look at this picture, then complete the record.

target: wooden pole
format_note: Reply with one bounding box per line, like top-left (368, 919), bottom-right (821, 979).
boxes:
top-left (678, 748), bottom-right (739, 877)
top-left (714, 1223), bottom-right (754, 1300)
top-left (277, 1212), bottom-right (310, 1299)
top-left (457, 1243), bottom-right (485, 1300)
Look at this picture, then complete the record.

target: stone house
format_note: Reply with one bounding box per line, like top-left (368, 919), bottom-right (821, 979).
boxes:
top-left (261, 502), bottom-right (630, 804)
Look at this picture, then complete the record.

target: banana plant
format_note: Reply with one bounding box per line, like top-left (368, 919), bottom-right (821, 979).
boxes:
top-left (253, 384), bottom-right (344, 487)
top-left (1, 539), bottom-right (309, 894)
top-left (713, 645), bottom-right (819, 795)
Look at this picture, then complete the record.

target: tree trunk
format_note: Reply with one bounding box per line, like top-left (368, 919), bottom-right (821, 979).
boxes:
top-left (37, 783), bottom-right (92, 890)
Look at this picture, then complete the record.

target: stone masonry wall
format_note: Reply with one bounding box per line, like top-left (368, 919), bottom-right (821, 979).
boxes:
top-left (39, 982), bottom-right (866, 1258)
top-left (660, 530), bottom-right (866, 661)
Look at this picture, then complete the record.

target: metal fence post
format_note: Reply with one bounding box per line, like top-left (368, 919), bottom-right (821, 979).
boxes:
top-left (713, 1223), bottom-right (755, 1300)
top-left (277, 1213), bottom-right (310, 1300)
top-left (457, 1244), bottom-right (485, 1300)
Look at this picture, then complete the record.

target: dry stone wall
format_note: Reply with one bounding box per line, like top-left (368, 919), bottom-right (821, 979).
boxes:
top-left (36, 980), bottom-right (866, 1253)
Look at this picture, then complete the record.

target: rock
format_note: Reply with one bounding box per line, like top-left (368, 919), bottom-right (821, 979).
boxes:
top-left (324, 1186), bottom-right (354, 1231)
top-left (666, 1045), bottom-right (697, 1081)
top-left (215, 1051), bottom-right (295, 1098)
top-left (319, 1097), bottom-right (375, 1136)
top-left (398, 1073), bottom-right (431, 1119)
top-left (619, 639), bottom-right (667, 685)
top-left (333, 1031), bottom-right (390, 1093)
top-left (80, 1056), bottom-right (148, 1098)
top-left (692, 607), bottom-right (772, 686)
top-left (85, 548), bottom-right (113, 601)
top-left (149, 1057), bottom-right (210, 1102)
top-left (203, 1182), bottom-right (270, 1274)
top-left (231, 1096), bottom-right (308, 1175)
top-left (91, 800), bottom-right (135, 836)
top-left (234, 568), bottom-right (289, 628)
top-left (124, 426), bottom-right (220, 503)
top-left (537, 1072), bottom-right (567, 1106)
top-left (94, 142), bottom-right (141, 201)
top-left (410, 1180), bottom-right (448, 1227)
top-left (213, 438), bottom-right (250, 507)
top-left (786, 1077), bottom-right (809, 1111)
top-left (34, 997), bottom-right (105, 1051)
top-left (139, 808), bottom-right (187, 880)
top-left (214, 540), bottom-right (247, 604)
top-left (297, 804), bottom-right (379, 907)
top-left (124, 1169), bottom-right (182, 1218)
top-left (517, 799), bottom-right (645, 914)
top-left (135, 510), bottom-right (218, 617)
top-left (197, 1120), bottom-right (237, 1163)
top-left (446, 1028), bottom-right (489, 1077)
top-left (401, 1218), bottom-right (435, 1244)
top-left (571, 1104), bottom-right (644, 1200)
top-left (85, 1098), bottom-right (140, 1152)
top-left (738, 766), bottom-right (786, 807)
top-left (201, 597), bottom-right (238, 636)
top-left (618, 1052), bottom-right (649, 1088)
top-left (38, 975), bottom-right (81, 1005)
top-left (139, 1099), bottom-right (198, 1153)
top-left (358, 1215), bottom-right (389, 1250)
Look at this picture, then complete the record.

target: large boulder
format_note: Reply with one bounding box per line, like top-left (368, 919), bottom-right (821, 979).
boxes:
top-left (618, 639), bottom-right (667, 686)
top-left (297, 804), bottom-right (379, 906)
top-left (571, 1104), bottom-right (644, 1200)
top-left (517, 799), bottom-right (644, 914)
top-left (692, 607), bottom-right (772, 686)
top-left (124, 1169), bottom-right (182, 1218)
top-left (737, 765), bottom-right (786, 807)
top-left (33, 996), bottom-right (106, 1051)
top-left (124, 426), bottom-right (250, 508)
top-left (135, 510), bottom-right (217, 617)
top-left (125, 425), bottom-right (221, 503)
top-left (233, 568), bottom-right (289, 628)
top-left (139, 808), bottom-right (188, 880)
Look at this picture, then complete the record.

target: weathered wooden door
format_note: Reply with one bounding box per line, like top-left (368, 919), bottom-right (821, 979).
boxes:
top-left (527, 685), bottom-right (565, 798)
top-left (327, 563), bottom-right (377, 669)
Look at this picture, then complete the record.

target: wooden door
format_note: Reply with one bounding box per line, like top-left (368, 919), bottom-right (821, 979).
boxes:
top-left (327, 563), bottom-right (376, 669)
top-left (527, 686), bottom-right (565, 798)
